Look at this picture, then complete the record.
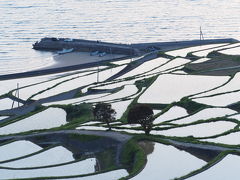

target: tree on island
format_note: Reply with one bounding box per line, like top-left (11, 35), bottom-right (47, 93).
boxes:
top-left (127, 104), bottom-right (154, 135)
top-left (93, 103), bottom-right (116, 130)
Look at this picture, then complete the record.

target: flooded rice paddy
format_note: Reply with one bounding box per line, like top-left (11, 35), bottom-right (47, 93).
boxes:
top-left (0, 0), bottom-right (239, 178)
top-left (138, 74), bottom-right (229, 104)
top-left (153, 121), bottom-right (237, 138)
top-left (220, 46), bottom-right (240, 55)
top-left (187, 155), bottom-right (240, 180)
top-left (153, 106), bottom-right (188, 124)
top-left (0, 42), bottom-right (240, 179)
top-left (0, 158), bottom-right (97, 179)
top-left (1, 146), bottom-right (74, 168)
top-left (173, 108), bottom-right (237, 125)
top-left (131, 142), bottom-right (206, 180)
top-left (0, 108), bottom-right (67, 135)
top-left (166, 44), bottom-right (228, 57)
top-left (0, 141), bottom-right (42, 162)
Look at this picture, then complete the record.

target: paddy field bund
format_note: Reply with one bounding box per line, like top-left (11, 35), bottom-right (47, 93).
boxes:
top-left (0, 39), bottom-right (240, 179)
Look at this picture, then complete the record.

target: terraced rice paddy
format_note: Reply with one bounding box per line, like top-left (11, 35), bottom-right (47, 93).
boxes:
top-left (193, 91), bottom-right (240, 107)
top-left (118, 57), bottom-right (169, 79)
top-left (220, 46), bottom-right (240, 55)
top-left (0, 158), bottom-right (96, 179)
top-left (0, 116), bottom-right (8, 121)
top-left (131, 142), bottom-right (206, 180)
top-left (138, 74), bottom-right (229, 104)
top-left (193, 44), bottom-right (231, 57)
top-left (112, 58), bottom-right (134, 65)
top-left (202, 132), bottom-right (240, 145)
top-left (153, 106), bottom-right (188, 124)
top-left (0, 108), bottom-right (67, 135)
top-left (173, 108), bottom-right (236, 124)
top-left (0, 98), bottom-right (22, 111)
top-left (0, 141), bottom-right (42, 162)
top-left (187, 155), bottom-right (240, 180)
top-left (193, 72), bottom-right (240, 98)
top-left (191, 58), bottom-right (210, 64)
top-left (166, 44), bottom-right (228, 57)
top-left (0, 146), bottom-right (74, 168)
top-left (153, 121), bottom-right (237, 138)
top-left (145, 58), bottom-right (191, 75)
top-left (72, 169), bottom-right (129, 180)
top-left (0, 42), bottom-right (240, 179)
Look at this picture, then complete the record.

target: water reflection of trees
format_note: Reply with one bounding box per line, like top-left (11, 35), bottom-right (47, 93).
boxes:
top-left (27, 133), bottom-right (123, 172)
top-left (138, 140), bottom-right (220, 162)
top-left (174, 145), bottom-right (221, 162)
top-left (138, 141), bottom-right (155, 155)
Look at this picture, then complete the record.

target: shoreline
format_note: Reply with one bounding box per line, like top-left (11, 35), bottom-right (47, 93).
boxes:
top-left (41, 52), bottom-right (126, 69)
top-left (0, 38), bottom-right (238, 81)
top-left (0, 54), bottom-right (131, 81)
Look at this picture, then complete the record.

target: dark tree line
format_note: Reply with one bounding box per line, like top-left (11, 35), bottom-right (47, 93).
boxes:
top-left (93, 103), bottom-right (116, 130)
top-left (127, 104), bottom-right (154, 135)
top-left (93, 103), bottom-right (154, 134)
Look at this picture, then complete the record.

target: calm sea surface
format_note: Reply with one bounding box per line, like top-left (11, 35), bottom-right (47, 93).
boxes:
top-left (0, 0), bottom-right (239, 74)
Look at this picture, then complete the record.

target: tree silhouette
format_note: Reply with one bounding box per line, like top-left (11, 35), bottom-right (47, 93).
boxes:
top-left (93, 103), bottom-right (116, 130)
top-left (127, 104), bottom-right (154, 135)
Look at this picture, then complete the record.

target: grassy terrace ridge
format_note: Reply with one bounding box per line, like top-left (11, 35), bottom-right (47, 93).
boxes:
top-left (184, 50), bottom-right (240, 76)
top-left (119, 134), bottom-right (240, 179)
top-left (176, 150), bottom-right (240, 180)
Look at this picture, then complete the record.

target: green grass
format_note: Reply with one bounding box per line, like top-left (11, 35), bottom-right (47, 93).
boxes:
top-left (56, 103), bottom-right (93, 122)
top-left (157, 51), bottom-right (175, 59)
top-left (120, 75), bottom-right (158, 123)
top-left (95, 148), bottom-right (118, 170)
top-left (175, 97), bottom-right (209, 114)
top-left (186, 52), bottom-right (202, 60)
top-left (120, 138), bottom-right (146, 179)
top-left (207, 51), bottom-right (240, 61)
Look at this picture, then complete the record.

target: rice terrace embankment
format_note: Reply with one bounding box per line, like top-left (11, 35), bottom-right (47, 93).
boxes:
top-left (0, 38), bottom-right (240, 180)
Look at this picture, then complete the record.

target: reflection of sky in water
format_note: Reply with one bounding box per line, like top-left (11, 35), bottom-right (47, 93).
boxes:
top-left (0, 140), bottom-right (42, 162)
top-left (0, 108), bottom-right (67, 135)
top-left (0, 158), bottom-right (96, 179)
top-left (0, 0), bottom-right (239, 74)
top-left (203, 131), bottom-right (240, 145)
top-left (0, 98), bottom-right (22, 110)
top-left (138, 74), bottom-right (229, 104)
top-left (71, 169), bottom-right (128, 180)
top-left (153, 121), bottom-right (236, 138)
top-left (0, 133), bottom-right (128, 179)
top-left (194, 91), bottom-right (240, 107)
top-left (131, 142), bottom-right (205, 180)
top-left (220, 46), bottom-right (240, 55)
top-left (188, 155), bottom-right (240, 180)
top-left (1, 146), bottom-right (74, 168)
top-left (166, 44), bottom-right (227, 57)
top-left (154, 106), bottom-right (188, 124)
top-left (193, 72), bottom-right (240, 98)
top-left (174, 108), bottom-right (236, 124)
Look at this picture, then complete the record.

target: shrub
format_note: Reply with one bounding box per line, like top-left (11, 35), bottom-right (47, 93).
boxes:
top-left (127, 104), bottom-right (154, 135)
top-left (93, 103), bottom-right (116, 130)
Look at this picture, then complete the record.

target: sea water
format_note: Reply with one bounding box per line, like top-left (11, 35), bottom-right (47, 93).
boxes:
top-left (0, 0), bottom-right (239, 74)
